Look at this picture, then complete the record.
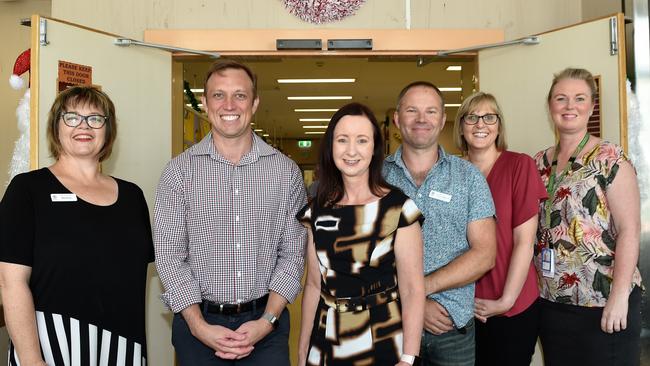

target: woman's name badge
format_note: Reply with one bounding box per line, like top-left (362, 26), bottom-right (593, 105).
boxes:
top-left (51, 193), bottom-right (77, 202)
top-left (429, 190), bottom-right (452, 202)
top-left (541, 248), bottom-right (555, 278)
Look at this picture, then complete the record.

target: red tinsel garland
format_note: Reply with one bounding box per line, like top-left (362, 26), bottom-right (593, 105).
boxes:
top-left (284, 0), bottom-right (366, 24)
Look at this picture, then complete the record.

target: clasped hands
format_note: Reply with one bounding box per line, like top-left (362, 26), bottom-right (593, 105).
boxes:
top-left (194, 318), bottom-right (273, 359)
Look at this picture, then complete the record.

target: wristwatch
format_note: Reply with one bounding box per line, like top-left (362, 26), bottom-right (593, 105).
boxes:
top-left (261, 312), bottom-right (278, 329)
top-left (400, 354), bottom-right (422, 366)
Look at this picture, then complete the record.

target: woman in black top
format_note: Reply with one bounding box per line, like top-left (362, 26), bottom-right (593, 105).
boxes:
top-left (0, 86), bottom-right (154, 366)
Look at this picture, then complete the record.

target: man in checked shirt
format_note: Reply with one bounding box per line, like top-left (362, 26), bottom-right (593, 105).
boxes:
top-left (154, 60), bottom-right (307, 365)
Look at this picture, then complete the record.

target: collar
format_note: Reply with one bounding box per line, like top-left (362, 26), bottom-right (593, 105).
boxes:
top-left (386, 144), bottom-right (449, 171)
top-left (189, 132), bottom-right (277, 163)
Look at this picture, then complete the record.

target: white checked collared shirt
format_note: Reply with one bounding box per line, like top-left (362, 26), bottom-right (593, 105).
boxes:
top-left (154, 132), bottom-right (307, 313)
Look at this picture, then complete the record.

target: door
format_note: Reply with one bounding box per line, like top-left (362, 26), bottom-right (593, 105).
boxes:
top-left (29, 15), bottom-right (173, 366)
top-left (478, 14), bottom-right (627, 156)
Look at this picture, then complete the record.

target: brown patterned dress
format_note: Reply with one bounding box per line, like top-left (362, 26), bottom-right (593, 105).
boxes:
top-left (298, 188), bottom-right (422, 365)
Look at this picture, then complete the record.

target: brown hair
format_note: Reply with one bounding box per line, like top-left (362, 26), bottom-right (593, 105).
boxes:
top-left (453, 92), bottom-right (507, 153)
top-left (547, 67), bottom-right (597, 104)
top-left (396, 81), bottom-right (444, 110)
top-left (47, 86), bottom-right (117, 162)
top-left (203, 59), bottom-right (258, 100)
top-left (316, 102), bottom-right (392, 207)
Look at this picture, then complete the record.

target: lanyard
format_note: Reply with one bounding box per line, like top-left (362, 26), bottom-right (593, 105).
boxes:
top-left (544, 133), bottom-right (590, 227)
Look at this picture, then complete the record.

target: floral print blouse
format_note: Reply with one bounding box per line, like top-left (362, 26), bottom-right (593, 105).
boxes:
top-left (534, 140), bottom-right (643, 307)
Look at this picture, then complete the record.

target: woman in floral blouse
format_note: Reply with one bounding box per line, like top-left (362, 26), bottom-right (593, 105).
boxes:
top-left (534, 68), bottom-right (643, 365)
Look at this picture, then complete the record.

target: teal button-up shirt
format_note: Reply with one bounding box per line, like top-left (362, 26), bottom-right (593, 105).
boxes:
top-left (384, 146), bottom-right (495, 327)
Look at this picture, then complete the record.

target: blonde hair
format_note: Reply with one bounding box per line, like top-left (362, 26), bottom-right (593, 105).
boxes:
top-left (453, 92), bottom-right (507, 153)
top-left (547, 67), bottom-right (597, 104)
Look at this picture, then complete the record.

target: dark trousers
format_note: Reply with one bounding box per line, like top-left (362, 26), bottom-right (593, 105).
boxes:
top-left (539, 286), bottom-right (642, 366)
top-left (475, 298), bottom-right (540, 366)
top-left (172, 307), bottom-right (290, 366)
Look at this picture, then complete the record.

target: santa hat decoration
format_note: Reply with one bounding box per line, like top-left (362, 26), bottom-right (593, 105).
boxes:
top-left (9, 49), bottom-right (31, 90)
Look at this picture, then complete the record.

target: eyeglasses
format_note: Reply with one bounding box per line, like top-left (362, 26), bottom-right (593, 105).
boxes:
top-left (60, 112), bottom-right (108, 129)
top-left (463, 114), bottom-right (499, 125)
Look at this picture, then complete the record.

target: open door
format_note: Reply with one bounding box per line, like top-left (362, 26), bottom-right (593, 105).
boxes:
top-left (478, 14), bottom-right (627, 156)
top-left (29, 15), bottom-right (173, 366)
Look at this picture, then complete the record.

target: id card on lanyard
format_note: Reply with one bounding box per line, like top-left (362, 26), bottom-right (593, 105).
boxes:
top-left (541, 133), bottom-right (590, 278)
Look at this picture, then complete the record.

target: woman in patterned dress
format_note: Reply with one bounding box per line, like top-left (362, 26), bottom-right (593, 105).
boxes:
top-left (534, 68), bottom-right (643, 365)
top-left (297, 103), bottom-right (425, 366)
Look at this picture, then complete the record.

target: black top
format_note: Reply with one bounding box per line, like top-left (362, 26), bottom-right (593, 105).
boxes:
top-left (0, 168), bottom-right (153, 363)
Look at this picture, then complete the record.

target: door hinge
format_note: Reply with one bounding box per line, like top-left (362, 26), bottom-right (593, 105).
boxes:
top-left (610, 17), bottom-right (618, 56)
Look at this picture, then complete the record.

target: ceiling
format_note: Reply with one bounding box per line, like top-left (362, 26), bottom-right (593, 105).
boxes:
top-left (182, 56), bottom-right (477, 140)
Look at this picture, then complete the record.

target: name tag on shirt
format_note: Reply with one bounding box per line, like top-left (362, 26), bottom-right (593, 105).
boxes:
top-left (429, 190), bottom-right (452, 202)
top-left (541, 248), bottom-right (555, 278)
top-left (51, 193), bottom-right (77, 202)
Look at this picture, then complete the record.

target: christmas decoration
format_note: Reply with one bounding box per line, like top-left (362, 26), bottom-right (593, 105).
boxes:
top-left (9, 49), bottom-right (30, 90)
top-left (626, 79), bottom-right (649, 210)
top-left (8, 90), bottom-right (30, 183)
top-left (184, 80), bottom-right (201, 112)
top-left (283, 0), bottom-right (366, 24)
top-left (7, 49), bottom-right (31, 184)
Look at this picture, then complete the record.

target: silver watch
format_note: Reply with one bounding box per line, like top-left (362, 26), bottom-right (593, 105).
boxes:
top-left (261, 312), bottom-right (278, 329)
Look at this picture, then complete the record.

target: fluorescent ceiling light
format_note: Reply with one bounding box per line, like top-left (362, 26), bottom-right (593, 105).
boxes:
top-left (262, 133), bottom-right (270, 137)
top-left (288, 96), bottom-right (352, 100)
top-left (446, 66), bottom-right (462, 71)
top-left (300, 118), bottom-right (330, 122)
top-left (294, 108), bottom-right (338, 112)
top-left (185, 103), bottom-right (204, 107)
top-left (305, 131), bottom-right (326, 135)
top-left (190, 88), bottom-right (204, 93)
top-left (254, 129), bottom-right (264, 132)
top-left (303, 125), bottom-right (328, 129)
top-left (445, 103), bottom-right (461, 107)
top-left (278, 78), bottom-right (355, 83)
top-left (438, 87), bottom-right (462, 92)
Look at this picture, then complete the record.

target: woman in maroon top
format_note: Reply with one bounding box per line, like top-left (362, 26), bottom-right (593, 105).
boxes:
top-left (453, 92), bottom-right (547, 365)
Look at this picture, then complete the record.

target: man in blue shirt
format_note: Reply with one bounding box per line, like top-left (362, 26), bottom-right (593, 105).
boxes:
top-left (383, 81), bottom-right (496, 366)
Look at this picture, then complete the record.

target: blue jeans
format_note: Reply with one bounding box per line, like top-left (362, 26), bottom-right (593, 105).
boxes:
top-left (420, 318), bottom-right (475, 366)
top-left (172, 307), bottom-right (290, 366)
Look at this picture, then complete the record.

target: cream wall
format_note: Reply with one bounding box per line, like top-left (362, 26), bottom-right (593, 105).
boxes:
top-left (582, 0), bottom-right (622, 21)
top-left (51, 0), bottom-right (583, 41)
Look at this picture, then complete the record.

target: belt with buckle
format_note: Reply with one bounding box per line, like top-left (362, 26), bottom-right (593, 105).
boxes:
top-left (202, 294), bottom-right (269, 315)
top-left (321, 286), bottom-right (399, 313)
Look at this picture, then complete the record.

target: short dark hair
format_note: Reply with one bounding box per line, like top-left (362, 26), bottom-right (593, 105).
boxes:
top-left (203, 59), bottom-right (258, 100)
top-left (316, 102), bottom-right (392, 207)
top-left (396, 81), bottom-right (444, 110)
top-left (47, 86), bottom-right (117, 162)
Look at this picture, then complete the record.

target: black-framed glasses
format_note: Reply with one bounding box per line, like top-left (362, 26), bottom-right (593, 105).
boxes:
top-left (60, 112), bottom-right (108, 129)
top-left (463, 114), bottom-right (499, 125)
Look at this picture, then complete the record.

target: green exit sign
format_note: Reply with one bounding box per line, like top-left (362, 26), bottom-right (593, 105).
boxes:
top-left (298, 140), bottom-right (312, 148)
